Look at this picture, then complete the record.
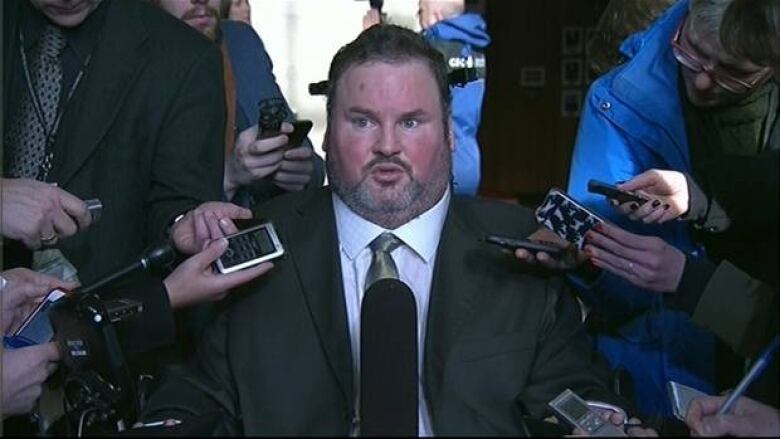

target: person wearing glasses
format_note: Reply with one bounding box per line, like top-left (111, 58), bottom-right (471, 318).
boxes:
top-left (562, 0), bottom-right (778, 420)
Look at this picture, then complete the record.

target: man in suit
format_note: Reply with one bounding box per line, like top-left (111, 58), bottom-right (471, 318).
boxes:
top-left (141, 25), bottom-right (635, 435)
top-left (2, 0), bottom-right (225, 352)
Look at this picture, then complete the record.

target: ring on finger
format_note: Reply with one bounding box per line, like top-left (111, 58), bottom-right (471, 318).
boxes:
top-left (40, 232), bottom-right (59, 246)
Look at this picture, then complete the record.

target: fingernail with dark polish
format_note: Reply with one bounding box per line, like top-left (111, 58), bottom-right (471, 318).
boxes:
top-left (652, 200), bottom-right (661, 208)
top-left (630, 203), bottom-right (639, 211)
top-left (663, 204), bottom-right (670, 210)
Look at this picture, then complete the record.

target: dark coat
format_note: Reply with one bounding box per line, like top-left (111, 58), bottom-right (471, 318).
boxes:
top-left (2, 0), bottom-right (226, 352)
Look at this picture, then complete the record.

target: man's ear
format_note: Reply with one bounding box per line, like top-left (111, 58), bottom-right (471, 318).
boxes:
top-left (322, 128), bottom-right (330, 152)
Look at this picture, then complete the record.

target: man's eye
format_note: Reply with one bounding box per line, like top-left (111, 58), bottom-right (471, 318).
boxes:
top-left (351, 117), bottom-right (372, 128)
top-left (401, 119), bottom-right (419, 129)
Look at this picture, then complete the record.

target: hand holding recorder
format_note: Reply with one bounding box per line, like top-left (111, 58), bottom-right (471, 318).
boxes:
top-left (163, 237), bottom-right (274, 309)
top-left (1, 178), bottom-right (96, 249)
top-left (169, 201), bottom-right (253, 256)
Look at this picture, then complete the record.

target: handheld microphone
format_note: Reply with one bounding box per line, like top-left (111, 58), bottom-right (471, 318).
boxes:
top-left (79, 242), bottom-right (176, 295)
top-left (360, 278), bottom-right (418, 436)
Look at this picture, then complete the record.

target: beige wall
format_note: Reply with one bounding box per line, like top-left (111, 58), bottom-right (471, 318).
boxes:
top-left (249, 0), bottom-right (421, 161)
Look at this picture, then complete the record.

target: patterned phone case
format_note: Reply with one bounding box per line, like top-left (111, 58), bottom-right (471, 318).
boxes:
top-left (535, 188), bottom-right (605, 250)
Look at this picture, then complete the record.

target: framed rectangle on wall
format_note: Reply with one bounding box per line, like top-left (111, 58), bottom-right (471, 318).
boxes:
top-left (561, 26), bottom-right (584, 55)
top-left (561, 89), bottom-right (583, 117)
top-left (561, 58), bottom-right (583, 87)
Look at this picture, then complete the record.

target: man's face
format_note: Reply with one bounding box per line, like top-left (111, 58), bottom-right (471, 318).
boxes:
top-left (28, 0), bottom-right (102, 28)
top-left (326, 60), bottom-right (452, 227)
top-left (156, 0), bottom-right (221, 40)
top-left (677, 17), bottom-right (772, 108)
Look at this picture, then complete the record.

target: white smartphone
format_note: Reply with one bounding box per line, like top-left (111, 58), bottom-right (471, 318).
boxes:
top-left (214, 222), bottom-right (285, 274)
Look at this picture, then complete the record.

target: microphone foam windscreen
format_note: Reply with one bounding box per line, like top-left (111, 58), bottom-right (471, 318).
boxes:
top-left (360, 278), bottom-right (418, 436)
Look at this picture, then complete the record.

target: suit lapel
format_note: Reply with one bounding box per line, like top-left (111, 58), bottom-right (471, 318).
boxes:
top-left (423, 199), bottom-right (485, 415)
top-left (55, 0), bottom-right (149, 186)
top-left (285, 189), bottom-right (355, 410)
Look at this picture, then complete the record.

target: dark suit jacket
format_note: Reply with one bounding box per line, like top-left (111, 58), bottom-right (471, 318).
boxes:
top-left (2, 0), bottom-right (226, 351)
top-left (142, 187), bottom-right (623, 435)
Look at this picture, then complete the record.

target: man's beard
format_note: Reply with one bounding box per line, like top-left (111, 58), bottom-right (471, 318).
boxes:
top-left (327, 146), bottom-right (451, 229)
top-left (181, 6), bottom-right (220, 41)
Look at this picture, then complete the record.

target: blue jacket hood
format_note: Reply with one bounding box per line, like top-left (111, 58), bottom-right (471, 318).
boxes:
top-left (423, 13), bottom-right (490, 48)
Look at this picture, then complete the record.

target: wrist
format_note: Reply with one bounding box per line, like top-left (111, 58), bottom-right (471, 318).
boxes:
top-left (223, 165), bottom-right (240, 199)
top-left (163, 277), bottom-right (183, 309)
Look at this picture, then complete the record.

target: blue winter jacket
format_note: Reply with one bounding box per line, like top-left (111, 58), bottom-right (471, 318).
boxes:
top-left (424, 13), bottom-right (489, 196)
top-left (566, 0), bottom-right (716, 417)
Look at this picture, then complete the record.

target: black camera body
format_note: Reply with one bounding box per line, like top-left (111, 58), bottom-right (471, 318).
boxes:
top-left (49, 293), bottom-right (142, 434)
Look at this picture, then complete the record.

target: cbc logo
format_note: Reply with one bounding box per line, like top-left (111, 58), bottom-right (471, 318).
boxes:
top-left (448, 55), bottom-right (486, 70)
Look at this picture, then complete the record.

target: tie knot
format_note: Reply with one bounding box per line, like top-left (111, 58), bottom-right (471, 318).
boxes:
top-left (39, 25), bottom-right (67, 59)
top-left (370, 233), bottom-right (402, 255)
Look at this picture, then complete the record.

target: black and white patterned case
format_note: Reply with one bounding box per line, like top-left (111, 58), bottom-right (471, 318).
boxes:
top-left (535, 188), bottom-right (605, 250)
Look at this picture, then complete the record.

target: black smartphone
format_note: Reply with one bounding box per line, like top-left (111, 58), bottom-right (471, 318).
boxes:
top-left (485, 235), bottom-right (563, 256)
top-left (286, 120), bottom-right (313, 149)
top-left (215, 222), bottom-right (285, 274)
top-left (587, 179), bottom-right (649, 206)
top-left (257, 97), bottom-right (288, 139)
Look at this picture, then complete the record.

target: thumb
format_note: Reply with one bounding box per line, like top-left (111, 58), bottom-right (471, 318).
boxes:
top-left (27, 341), bottom-right (61, 362)
top-left (228, 205), bottom-right (253, 220)
top-left (698, 414), bottom-right (745, 437)
top-left (190, 238), bottom-right (229, 269)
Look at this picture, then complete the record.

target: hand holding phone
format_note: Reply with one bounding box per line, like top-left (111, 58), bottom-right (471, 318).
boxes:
top-left (587, 179), bottom-right (649, 206)
top-left (4, 288), bottom-right (68, 349)
top-left (548, 389), bottom-right (628, 437)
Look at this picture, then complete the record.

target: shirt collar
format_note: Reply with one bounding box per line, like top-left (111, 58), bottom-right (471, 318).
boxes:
top-left (333, 187), bottom-right (451, 264)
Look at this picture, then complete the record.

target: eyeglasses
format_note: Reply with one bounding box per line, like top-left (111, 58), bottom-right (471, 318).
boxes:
top-left (670, 15), bottom-right (773, 95)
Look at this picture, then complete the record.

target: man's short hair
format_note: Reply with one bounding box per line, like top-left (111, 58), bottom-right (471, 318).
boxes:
top-left (325, 24), bottom-right (452, 134)
top-left (720, 0), bottom-right (779, 70)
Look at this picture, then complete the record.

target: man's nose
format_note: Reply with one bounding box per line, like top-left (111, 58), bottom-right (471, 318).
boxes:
top-left (373, 126), bottom-right (402, 156)
top-left (693, 71), bottom-right (715, 91)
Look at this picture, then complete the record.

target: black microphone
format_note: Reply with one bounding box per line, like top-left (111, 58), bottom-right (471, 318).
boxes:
top-left (360, 278), bottom-right (418, 436)
top-left (79, 242), bottom-right (176, 295)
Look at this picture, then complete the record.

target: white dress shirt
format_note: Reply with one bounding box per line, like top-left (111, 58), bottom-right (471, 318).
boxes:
top-left (333, 188), bottom-right (451, 437)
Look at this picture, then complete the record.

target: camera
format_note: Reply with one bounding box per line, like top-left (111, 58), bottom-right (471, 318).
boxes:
top-left (37, 243), bottom-right (175, 435)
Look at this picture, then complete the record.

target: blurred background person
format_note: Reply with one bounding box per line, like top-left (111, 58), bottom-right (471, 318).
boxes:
top-left (153, 0), bottom-right (324, 209)
top-left (585, 0), bottom-right (676, 77)
top-left (564, 0), bottom-right (778, 419)
top-left (221, 0), bottom-right (252, 25)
